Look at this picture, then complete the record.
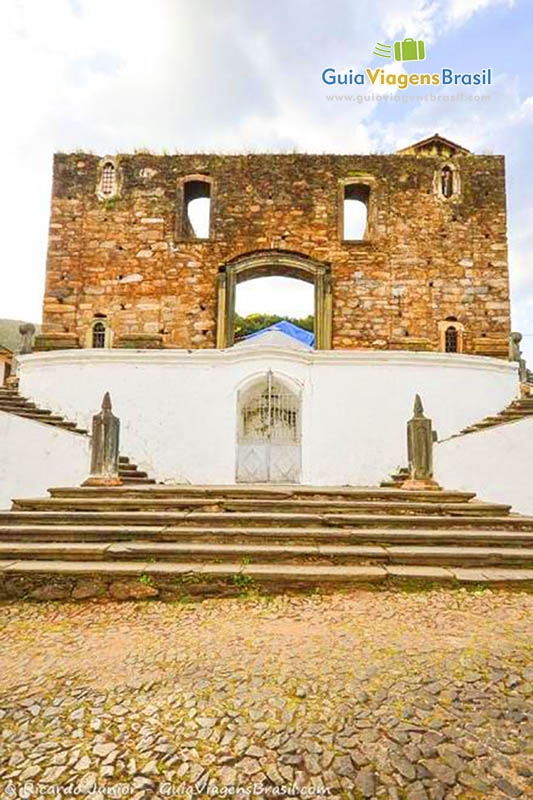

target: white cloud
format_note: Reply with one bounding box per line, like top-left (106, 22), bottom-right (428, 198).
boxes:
top-left (445, 0), bottom-right (514, 25)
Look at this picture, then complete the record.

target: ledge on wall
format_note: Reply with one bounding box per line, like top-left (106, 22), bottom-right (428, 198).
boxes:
top-left (389, 337), bottom-right (432, 352)
top-left (16, 347), bottom-right (520, 377)
top-left (472, 337), bottom-right (509, 358)
top-left (116, 333), bottom-right (163, 349)
top-left (34, 333), bottom-right (80, 351)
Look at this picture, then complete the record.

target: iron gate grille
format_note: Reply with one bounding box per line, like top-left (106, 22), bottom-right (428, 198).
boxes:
top-left (237, 371), bottom-right (301, 483)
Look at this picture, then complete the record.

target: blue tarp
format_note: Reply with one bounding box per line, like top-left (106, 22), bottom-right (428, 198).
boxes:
top-left (244, 320), bottom-right (315, 347)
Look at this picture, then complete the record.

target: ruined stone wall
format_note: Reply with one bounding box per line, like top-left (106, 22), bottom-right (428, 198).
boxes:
top-left (41, 151), bottom-right (510, 354)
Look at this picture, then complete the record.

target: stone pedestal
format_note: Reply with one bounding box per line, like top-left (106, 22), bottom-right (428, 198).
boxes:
top-left (402, 394), bottom-right (440, 491)
top-left (83, 392), bottom-right (122, 487)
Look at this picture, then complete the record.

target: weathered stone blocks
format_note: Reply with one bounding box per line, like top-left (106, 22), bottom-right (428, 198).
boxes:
top-left (41, 148), bottom-right (511, 353)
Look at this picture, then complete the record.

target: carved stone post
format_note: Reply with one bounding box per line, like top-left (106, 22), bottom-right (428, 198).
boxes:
top-left (509, 332), bottom-right (530, 395)
top-left (401, 394), bottom-right (440, 491)
top-left (19, 323), bottom-right (36, 355)
top-left (83, 392), bottom-right (122, 486)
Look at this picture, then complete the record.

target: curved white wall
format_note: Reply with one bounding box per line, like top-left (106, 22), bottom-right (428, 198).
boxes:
top-left (18, 348), bottom-right (519, 487)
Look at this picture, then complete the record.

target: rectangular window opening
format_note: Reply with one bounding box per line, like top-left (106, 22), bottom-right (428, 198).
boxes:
top-left (183, 180), bottom-right (211, 239)
top-left (343, 184), bottom-right (369, 241)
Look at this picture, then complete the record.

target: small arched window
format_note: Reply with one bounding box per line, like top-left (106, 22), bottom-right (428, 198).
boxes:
top-left (445, 326), bottom-right (458, 352)
top-left (435, 162), bottom-right (460, 200)
top-left (92, 321), bottom-right (107, 348)
top-left (441, 166), bottom-right (453, 198)
top-left (100, 162), bottom-right (116, 197)
top-left (439, 319), bottom-right (464, 353)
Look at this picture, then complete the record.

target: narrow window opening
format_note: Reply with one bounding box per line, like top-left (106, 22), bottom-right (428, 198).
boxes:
top-left (343, 184), bottom-right (369, 240)
top-left (183, 180), bottom-right (211, 239)
top-left (92, 321), bottom-right (107, 348)
top-left (441, 165), bottom-right (453, 198)
top-left (445, 326), bottom-right (458, 353)
top-left (101, 162), bottom-right (116, 197)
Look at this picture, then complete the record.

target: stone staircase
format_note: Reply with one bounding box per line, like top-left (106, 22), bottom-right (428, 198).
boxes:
top-left (456, 395), bottom-right (533, 436)
top-left (118, 456), bottom-right (155, 485)
top-left (0, 386), bottom-right (87, 434)
top-left (0, 387), bottom-right (155, 486)
top-left (0, 484), bottom-right (532, 600)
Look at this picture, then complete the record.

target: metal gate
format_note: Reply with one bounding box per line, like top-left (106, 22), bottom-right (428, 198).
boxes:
top-left (237, 371), bottom-right (301, 483)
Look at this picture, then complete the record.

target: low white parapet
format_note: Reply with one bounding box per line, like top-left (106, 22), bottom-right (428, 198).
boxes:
top-left (17, 348), bottom-right (519, 487)
top-left (435, 417), bottom-right (533, 515)
top-left (0, 411), bottom-right (90, 509)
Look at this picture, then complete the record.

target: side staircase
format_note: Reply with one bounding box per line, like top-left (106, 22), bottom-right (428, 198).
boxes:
top-left (0, 386), bottom-right (154, 486)
top-left (0, 484), bottom-right (532, 598)
top-left (0, 386), bottom-right (87, 434)
top-left (455, 395), bottom-right (533, 436)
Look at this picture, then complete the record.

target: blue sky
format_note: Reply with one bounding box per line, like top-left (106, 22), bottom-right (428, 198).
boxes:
top-left (1, 0), bottom-right (532, 359)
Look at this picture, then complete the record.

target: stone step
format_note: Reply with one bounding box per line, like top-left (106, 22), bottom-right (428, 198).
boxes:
top-left (119, 478), bottom-right (157, 485)
top-left (118, 469), bottom-right (149, 479)
top-left (0, 541), bottom-right (530, 567)
top-left (0, 511), bottom-right (531, 530)
top-left (0, 559), bottom-right (531, 586)
top-left (46, 485), bottom-right (477, 503)
top-left (10, 497), bottom-right (512, 516)
top-left (0, 525), bottom-right (531, 545)
top-left (4, 407), bottom-right (54, 418)
top-left (0, 400), bottom-right (38, 409)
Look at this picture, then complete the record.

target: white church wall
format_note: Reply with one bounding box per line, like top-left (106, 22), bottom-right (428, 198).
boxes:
top-left (0, 411), bottom-right (90, 509)
top-left (435, 418), bottom-right (533, 514)
top-left (18, 348), bottom-right (518, 487)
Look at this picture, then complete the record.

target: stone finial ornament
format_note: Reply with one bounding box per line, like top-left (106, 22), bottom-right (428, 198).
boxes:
top-left (510, 332), bottom-right (530, 391)
top-left (83, 392), bottom-right (122, 486)
top-left (509, 331), bottom-right (522, 362)
top-left (402, 394), bottom-right (440, 491)
top-left (19, 323), bottom-right (36, 355)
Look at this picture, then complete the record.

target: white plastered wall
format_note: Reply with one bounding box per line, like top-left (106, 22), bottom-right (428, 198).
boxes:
top-left (17, 347), bottom-right (519, 487)
top-left (435, 418), bottom-right (533, 515)
top-left (0, 411), bottom-right (90, 509)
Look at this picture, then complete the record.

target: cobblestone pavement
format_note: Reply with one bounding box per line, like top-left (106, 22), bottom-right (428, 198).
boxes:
top-left (0, 587), bottom-right (531, 799)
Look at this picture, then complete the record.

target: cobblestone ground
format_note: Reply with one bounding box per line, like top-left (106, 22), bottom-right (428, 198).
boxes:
top-left (0, 587), bottom-right (532, 800)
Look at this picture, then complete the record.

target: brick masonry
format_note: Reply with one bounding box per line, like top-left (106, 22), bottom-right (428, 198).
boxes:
top-left (40, 140), bottom-right (511, 354)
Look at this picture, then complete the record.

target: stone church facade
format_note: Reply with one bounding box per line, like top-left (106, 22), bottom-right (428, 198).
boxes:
top-left (38, 134), bottom-right (510, 357)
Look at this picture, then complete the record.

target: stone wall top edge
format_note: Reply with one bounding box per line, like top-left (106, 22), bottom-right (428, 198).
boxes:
top-left (53, 151), bottom-right (505, 162)
top-left (18, 349), bottom-right (519, 375)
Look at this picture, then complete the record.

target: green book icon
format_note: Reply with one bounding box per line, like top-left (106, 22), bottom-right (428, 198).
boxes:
top-left (394, 38), bottom-right (426, 61)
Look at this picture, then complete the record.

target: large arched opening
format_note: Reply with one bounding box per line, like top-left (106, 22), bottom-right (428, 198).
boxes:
top-left (216, 251), bottom-right (332, 349)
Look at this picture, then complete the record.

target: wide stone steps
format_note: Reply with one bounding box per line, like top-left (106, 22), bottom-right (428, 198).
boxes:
top-left (0, 559), bottom-right (532, 587)
top-left (0, 525), bottom-right (531, 546)
top-left (10, 497), bottom-right (510, 516)
top-left (1, 510), bottom-right (531, 529)
top-left (1, 484), bottom-right (532, 595)
top-left (47, 485), bottom-right (476, 503)
top-left (0, 541), bottom-right (531, 567)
